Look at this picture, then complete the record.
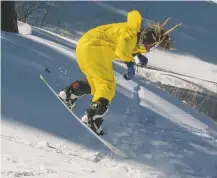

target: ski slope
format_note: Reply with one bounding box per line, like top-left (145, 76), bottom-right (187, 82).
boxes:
top-left (1, 19), bottom-right (217, 178)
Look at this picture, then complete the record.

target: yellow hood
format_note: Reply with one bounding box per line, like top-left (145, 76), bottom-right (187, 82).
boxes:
top-left (127, 10), bottom-right (142, 32)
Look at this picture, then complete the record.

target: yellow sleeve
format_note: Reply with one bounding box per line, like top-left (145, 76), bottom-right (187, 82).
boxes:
top-left (115, 33), bottom-right (137, 62)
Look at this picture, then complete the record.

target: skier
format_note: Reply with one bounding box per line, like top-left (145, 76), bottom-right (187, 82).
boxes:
top-left (58, 10), bottom-right (181, 135)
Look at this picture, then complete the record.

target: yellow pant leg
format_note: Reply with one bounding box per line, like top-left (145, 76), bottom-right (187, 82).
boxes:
top-left (76, 45), bottom-right (116, 103)
top-left (91, 77), bottom-right (116, 103)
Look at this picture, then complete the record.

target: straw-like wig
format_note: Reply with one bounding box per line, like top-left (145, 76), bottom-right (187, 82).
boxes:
top-left (139, 18), bottom-right (182, 50)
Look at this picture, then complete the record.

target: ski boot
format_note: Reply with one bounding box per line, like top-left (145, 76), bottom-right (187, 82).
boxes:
top-left (58, 90), bottom-right (77, 109)
top-left (58, 79), bottom-right (91, 110)
top-left (81, 97), bottom-right (109, 136)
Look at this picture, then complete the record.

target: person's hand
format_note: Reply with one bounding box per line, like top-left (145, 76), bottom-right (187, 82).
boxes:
top-left (123, 62), bottom-right (135, 80)
top-left (135, 54), bottom-right (148, 67)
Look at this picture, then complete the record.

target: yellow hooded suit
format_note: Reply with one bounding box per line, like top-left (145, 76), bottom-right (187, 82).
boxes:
top-left (76, 10), bottom-right (146, 103)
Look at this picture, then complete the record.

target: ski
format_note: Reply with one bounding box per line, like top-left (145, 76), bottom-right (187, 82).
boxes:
top-left (40, 74), bottom-right (128, 158)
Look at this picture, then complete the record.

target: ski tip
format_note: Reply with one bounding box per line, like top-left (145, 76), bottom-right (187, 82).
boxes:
top-left (117, 151), bottom-right (128, 158)
top-left (114, 148), bottom-right (128, 158)
top-left (104, 142), bottom-right (128, 158)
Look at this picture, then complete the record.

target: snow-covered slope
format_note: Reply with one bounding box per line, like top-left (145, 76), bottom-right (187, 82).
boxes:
top-left (1, 21), bottom-right (217, 178)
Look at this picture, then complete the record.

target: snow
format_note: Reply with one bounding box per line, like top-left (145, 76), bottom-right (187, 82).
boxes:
top-left (2, 2), bottom-right (217, 178)
top-left (143, 50), bottom-right (217, 93)
top-left (17, 21), bottom-right (32, 35)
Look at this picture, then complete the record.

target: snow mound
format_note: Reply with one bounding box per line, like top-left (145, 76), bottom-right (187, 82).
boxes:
top-left (18, 21), bottom-right (32, 35)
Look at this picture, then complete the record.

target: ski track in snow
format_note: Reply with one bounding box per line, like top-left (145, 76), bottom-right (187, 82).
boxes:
top-left (1, 129), bottom-right (125, 178)
top-left (2, 17), bottom-right (217, 178)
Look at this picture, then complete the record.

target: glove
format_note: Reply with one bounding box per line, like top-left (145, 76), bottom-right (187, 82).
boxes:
top-left (123, 62), bottom-right (135, 80)
top-left (135, 54), bottom-right (148, 67)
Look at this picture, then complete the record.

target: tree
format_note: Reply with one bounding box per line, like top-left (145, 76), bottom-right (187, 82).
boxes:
top-left (1, 1), bottom-right (18, 33)
top-left (15, 2), bottom-right (49, 28)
